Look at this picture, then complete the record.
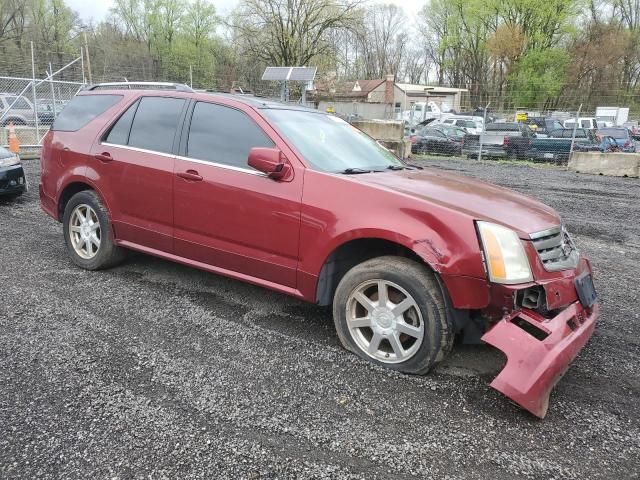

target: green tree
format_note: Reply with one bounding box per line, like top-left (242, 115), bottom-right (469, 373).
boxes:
top-left (508, 48), bottom-right (569, 108)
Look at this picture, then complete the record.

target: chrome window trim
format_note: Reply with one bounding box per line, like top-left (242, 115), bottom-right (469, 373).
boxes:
top-left (101, 142), bottom-right (176, 159)
top-left (175, 155), bottom-right (267, 177)
top-left (100, 142), bottom-right (268, 177)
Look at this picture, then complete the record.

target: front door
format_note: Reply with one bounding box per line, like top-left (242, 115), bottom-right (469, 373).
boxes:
top-left (173, 101), bottom-right (303, 288)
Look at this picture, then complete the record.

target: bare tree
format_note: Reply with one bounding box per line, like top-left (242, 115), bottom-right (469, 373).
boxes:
top-left (356, 4), bottom-right (408, 78)
top-left (231, 0), bottom-right (364, 66)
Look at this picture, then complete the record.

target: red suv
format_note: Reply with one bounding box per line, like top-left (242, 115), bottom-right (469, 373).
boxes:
top-left (40, 83), bottom-right (599, 418)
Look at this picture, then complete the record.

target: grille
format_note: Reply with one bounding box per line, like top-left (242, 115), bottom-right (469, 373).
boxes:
top-left (529, 226), bottom-right (579, 271)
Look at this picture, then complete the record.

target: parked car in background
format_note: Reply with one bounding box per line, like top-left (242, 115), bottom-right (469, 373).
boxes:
top-left (0, 146), bottom-right (26, 197)
top-left (563, 117), bottom-right (599, 130)
top-left (36, 98), bottom-right (69, 125)
top-left (596, 127), bottom-right (638, 152)
top-left (548, 128), bottom-right (597, 140)
top-left (458, 107), bottom-right (496, 123)
top-left (39, 83), bottom-right (600, 418)
top-left (528, 128), bottom-right (600, 163)
top-left (440, 117), bottom-right (482, 134)
top-left (463, 122), bottom-right (535, 159)
top-left (0, 93), bottom-right (36, 126)
top-left (411, 125), bottom-right (465, 155)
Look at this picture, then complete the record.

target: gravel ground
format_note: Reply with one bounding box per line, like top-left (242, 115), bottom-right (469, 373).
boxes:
top-left (1, 158), bottom-right (639, 479)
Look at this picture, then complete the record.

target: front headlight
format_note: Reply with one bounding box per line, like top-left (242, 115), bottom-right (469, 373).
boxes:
top-left (477, 221), bottom-right (533, 284)
top-left (0, 154), bottom-right (20, 167)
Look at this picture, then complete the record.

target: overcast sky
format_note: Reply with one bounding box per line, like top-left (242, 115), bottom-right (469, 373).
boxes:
top-left (67, 0), bottom-right (427, 24)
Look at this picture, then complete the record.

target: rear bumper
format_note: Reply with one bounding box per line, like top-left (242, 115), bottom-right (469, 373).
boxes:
top-left (482, 300), bottom-right (598, 418)
top-left (462, 146), bottom-right (507, 158)
top-left (0, 164), bottom-right (27, 195)
top-left (39, 183), bottom-right (58, 219)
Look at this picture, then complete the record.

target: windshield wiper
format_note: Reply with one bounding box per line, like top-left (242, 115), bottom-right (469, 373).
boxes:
top-left (386, 164), bottom-right (425, 171)
top-left (338, 168), bottom-right (381, 174)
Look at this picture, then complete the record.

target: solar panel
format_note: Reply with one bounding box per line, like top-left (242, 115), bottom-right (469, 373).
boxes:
top-left (261, 67), bottom-right (292, 81)
top-left (289, 67), bottom-right (317, 81)
top-left (261, 66), bottom-right (317, 81)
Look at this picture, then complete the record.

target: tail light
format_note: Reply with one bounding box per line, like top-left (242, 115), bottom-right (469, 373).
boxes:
top-left (624, 141), bottom-right (631, 148)
top-left (410, 135), bottom-right (417, 144)
top-left (503, 136), bottom-right (510, 146)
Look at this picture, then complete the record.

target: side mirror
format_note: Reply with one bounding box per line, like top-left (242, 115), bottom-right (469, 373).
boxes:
top-left (248, 147), bottom-right (291, 180)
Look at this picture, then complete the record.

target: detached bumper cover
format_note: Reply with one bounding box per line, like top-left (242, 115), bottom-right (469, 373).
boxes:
top-left (482, 301), bottom-right (598, 418)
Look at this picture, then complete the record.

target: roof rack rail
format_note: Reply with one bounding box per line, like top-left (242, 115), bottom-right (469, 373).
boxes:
top-left (85, 82), bottom-right (194, 93)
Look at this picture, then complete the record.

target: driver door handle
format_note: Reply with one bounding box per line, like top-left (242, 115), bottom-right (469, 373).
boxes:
top-left (177, 170), bottom-right (203, 182)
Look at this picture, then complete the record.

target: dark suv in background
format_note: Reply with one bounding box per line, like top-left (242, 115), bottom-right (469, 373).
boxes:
top-left (40, 83), bottom-right (599, 418)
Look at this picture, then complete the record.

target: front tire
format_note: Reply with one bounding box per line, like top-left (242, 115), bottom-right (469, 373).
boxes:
top-left (332, 256), bottom-right (454, 375)
top-left (62, 190), bottom-right (125, 270)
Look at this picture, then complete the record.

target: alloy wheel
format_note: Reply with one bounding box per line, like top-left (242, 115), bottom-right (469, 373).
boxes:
top-left (69, 204), bottom-right (101, 259)
top-left (346, 279), bottom-right (424, 364)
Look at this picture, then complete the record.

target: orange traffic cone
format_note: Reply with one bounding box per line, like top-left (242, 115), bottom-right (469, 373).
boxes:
top-left (8, 122), bottom-right (20, 154)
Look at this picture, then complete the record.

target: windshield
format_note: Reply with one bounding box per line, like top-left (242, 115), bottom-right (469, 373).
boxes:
top-left (598, 128), bottom-right (628, 139)
top-left (263, 109), bottom-right (404, 172)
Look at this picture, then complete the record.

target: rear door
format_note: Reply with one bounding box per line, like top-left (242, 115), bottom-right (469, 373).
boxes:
top-left (92, 95), bottom-right (188, 253)
top-left (173, 101), bottom-right (303, 287)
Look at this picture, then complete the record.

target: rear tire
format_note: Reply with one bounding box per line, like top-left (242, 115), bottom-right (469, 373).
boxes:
top-left (62, 190), bottom-right (125, 270)
top-left (332, 256), bottom-right (454, 375)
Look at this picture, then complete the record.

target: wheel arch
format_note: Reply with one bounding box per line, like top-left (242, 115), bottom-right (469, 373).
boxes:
top-left (314, 236), bottom-right (442, 306)
top-left (57, 180), bottom-right (109, 222)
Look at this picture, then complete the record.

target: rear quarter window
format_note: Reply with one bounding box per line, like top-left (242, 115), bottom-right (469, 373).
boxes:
top-left (127, 97), bottom-right (186, 154)
top-left (52, 95), bottom-right (122, 132)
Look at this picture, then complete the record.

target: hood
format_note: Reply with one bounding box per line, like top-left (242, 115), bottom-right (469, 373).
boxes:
top-left (353, 168), bottom-right (560, 237)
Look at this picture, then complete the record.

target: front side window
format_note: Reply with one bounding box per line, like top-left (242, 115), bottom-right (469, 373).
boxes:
top-left (264, 109), bottom-right (403, 173)
top-left (187, 102), bottom-right (275, 169)
top-left (128, 97), bottom-right (185, 154)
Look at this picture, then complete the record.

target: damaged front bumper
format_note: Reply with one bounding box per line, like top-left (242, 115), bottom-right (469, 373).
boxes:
top-left (482, 299), bottom-right (598, 418)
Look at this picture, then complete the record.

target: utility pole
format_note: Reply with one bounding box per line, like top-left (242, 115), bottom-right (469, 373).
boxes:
top-left (83, 31), bottom-right (93, 85)
top-left (477, 102), bottom-right (491, 162)
top-left (31, 41), bottom-right (40, 140)
top-left (570, 104), bottom-right (582, 158)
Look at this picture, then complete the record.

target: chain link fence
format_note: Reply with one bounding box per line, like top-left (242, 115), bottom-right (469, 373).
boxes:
top-left (1, 49), bottom-right (85, 150)
top-left (2, 46), bottom-right (638, 165)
